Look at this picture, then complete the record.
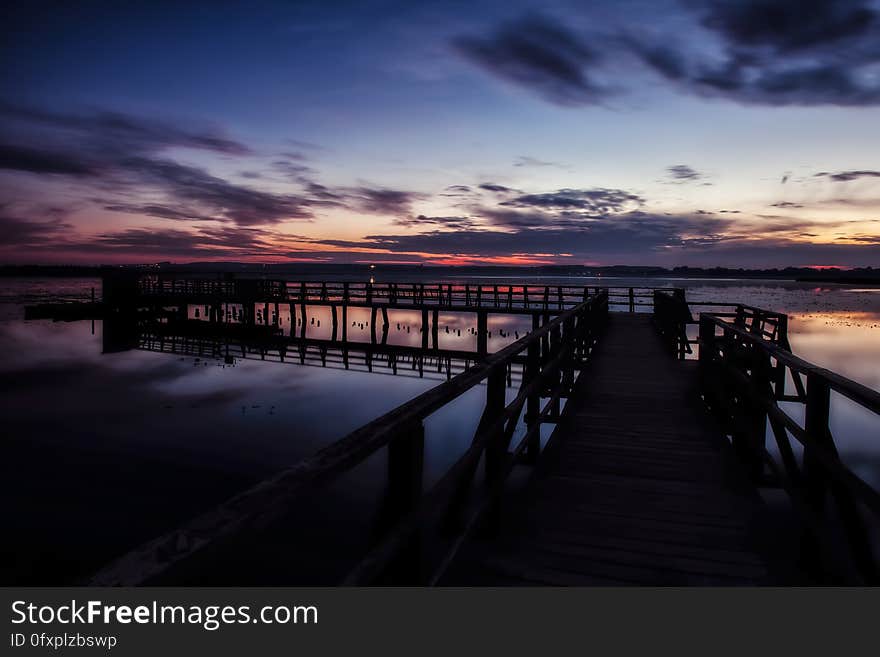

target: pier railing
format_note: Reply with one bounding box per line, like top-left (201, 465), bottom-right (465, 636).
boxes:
top-left (134, 276), bottom-right (684, 315)
top-left (699, 312), bottom-right (880, 584)
top-left (284, 281), bottom-right (592, 312)
top-left (89, 291), bottom-right (609, 585)
top-left (653, 290), bottom-right (792, 360)
top-left (137, 326), bottom-right (511, 381)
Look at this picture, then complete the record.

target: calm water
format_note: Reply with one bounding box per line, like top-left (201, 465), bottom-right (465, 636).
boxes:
top-left (1, 275), bottom-right (878, 583)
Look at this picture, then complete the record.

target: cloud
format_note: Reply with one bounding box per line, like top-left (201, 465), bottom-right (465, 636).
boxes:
top-left (633, 0), bottom-right (880, 106)
top-left (0, 212), bottom-right (71, 246)
top-left (666, 164), bottom-right (705, 182)
top-left (89, 226), bottom-right (277, 256)
top-left (0, 101), bottom-right (328, 227)
top-left (452, 15), bottom-right (610, 106)
top-left (500, 188), bottom-right (644, 214)
top-left (0, 143), bottom-right (97, 176)
top-left (116, 157), bottom-right (314, 225)
top-left (816, 169), bottom-right (880, 182)
top-left (459, 3), bottom-right (880, 108)
top-left (513, 156), bottom-right (568, 168)
top-left (101, 203), bottom-right (216, 222)
top-left (394, 214), bottom-right (478, 230)
top-left (271, 157), bottom-right (317, 183)
top-left (478, 183), bottom-right (515, 193)
top-left (343, 187), bottom-right (424, 216)
top-left (696, 0), bottom-right (876, 52)
top-left (0, 101), bottom-right (250, 156)
top-left (316, 211), bottom-right (734, 258)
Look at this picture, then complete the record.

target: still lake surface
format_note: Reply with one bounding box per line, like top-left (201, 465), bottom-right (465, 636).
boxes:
top-left (1, 275), bottom-right (878, 583)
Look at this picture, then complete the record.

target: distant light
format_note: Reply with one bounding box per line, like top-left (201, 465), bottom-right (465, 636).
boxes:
top-left (369, 264), bottom-right (375, 269)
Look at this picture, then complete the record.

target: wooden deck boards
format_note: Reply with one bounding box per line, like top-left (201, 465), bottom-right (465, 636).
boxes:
top-left (444, 313), bottom-right (777, 586)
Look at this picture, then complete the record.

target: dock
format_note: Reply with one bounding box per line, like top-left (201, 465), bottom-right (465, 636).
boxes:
top-left (443, 314), bottom-right (774, 585)
top-left (54, 275), bottom-right (879, 586)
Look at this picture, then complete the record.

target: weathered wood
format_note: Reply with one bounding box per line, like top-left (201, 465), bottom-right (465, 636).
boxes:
top-left (443, 314), bottom-right (778, 586)
top-left (89, 295), bottom-right (605, 585)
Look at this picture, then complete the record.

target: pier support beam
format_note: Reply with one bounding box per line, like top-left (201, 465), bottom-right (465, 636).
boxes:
top-left (477, 310), bottom-right (488, 356)
top-left (381, 307), bottom-right (390, 344)
top-left (431, 309), bottom-right (439, 349)
top-left (421, 308), bottom-right (429, 350)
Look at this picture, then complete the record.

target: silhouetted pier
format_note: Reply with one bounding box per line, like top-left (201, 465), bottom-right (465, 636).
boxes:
top-left (32, 274), bottom-right (878, 586)
top-left (443, 313), bottom-right (773, 584)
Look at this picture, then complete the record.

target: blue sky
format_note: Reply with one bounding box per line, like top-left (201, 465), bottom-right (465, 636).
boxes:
top-left (2, 0), bottom-right (880, 266)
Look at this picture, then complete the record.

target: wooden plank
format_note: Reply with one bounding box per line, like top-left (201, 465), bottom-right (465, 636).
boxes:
top-left (443, 313), bottom-right (779, 586)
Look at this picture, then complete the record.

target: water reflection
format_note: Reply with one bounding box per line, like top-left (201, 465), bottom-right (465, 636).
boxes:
top-left (1, 276), bottom-right (878, 583)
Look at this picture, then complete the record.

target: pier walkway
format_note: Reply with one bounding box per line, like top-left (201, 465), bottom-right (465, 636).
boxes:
top-left (80, 278), bottom-right (879, 586)
top-left (444, 313), bottom-right (774, 585)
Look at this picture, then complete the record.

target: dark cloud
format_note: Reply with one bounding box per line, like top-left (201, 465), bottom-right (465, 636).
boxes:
top-left (394, 214), bottom-right (477, 230)
top-left (310, 212), bottom-right (880, 267)
top-left (0, 143), bottom-right (97, 176)
top-left (453, 15), bottom-right (610, 106)
top-left (344, 187), bottom-right (423, 216)
top-left (0, 101), bottom-right (323, 227)
top-left (0, 101), bottom-right (250, 156)
top-left (89, 226), bottom-right (276, 256)
top-left (697, 0), bottom-right (876, 52)
top-left (102, 203), bottom-right (215, 222)
top-left (816, 169), bottom-right (880, 182)
top-left (0, 212), bottom-right (71, 246)
top-left (478, 183), bottom-right (515, 193)
top-left (770, 201), bottom-right (804, 208)
top-left (666, 164), bottom-right (704, 182)
top-left (116, 157), bottom-right (313, 225)
top-left (316, 211), bottom-right (733, 258)
top-left (633, 1), bottom-right (880, 106)
top-left (271, 158), bottom-right (316, 183)
top-left (501, 188), bottom-right (644, 214)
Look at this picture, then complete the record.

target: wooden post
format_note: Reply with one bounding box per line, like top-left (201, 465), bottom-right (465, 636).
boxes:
top-left (370, 306), bottom-right (378, 344)
top-left (331, 304), bottom-right (338, 342)
top-left (698, 314), bottom-right (715, 406)
top-left (341, 304), bottom-right (347, 342)
top-left (383, 421), bottom-right (424, 582)
top-left (477, 310), bottom-right (488, 356)
top-left (421, 308), bottom-right (429, 350)
top-left (629, 287), bottom-right (635, 313)
top-left (482, 367), bottom-right (508, 533)
top-left (431, 309), bottom-right (439, 350)
top-left (801, 372), bottom-right (830, 577)
top-left (744, 346), bottom-right (769, 482)
top-left (525, 339), bottom-right (541, 463)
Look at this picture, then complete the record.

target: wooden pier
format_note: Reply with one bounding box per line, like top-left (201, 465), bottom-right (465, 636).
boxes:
top-left (73, 277), bottom-right (880, 586)
top-left (442, 313), bottom-right (774, 585)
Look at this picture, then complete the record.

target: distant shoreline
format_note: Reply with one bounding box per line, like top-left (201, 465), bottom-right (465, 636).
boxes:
top-left (0, 263), bottom-right (878, 285)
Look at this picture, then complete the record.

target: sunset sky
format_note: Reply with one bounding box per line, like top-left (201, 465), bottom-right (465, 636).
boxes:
top-left (2, 0), bottom-right (880, 267)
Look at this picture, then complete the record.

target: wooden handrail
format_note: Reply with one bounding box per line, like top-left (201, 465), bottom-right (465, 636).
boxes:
top-left (89, 291), bottom-right (609, 585)
top-left (699, 311), bottom-right (880, 583)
